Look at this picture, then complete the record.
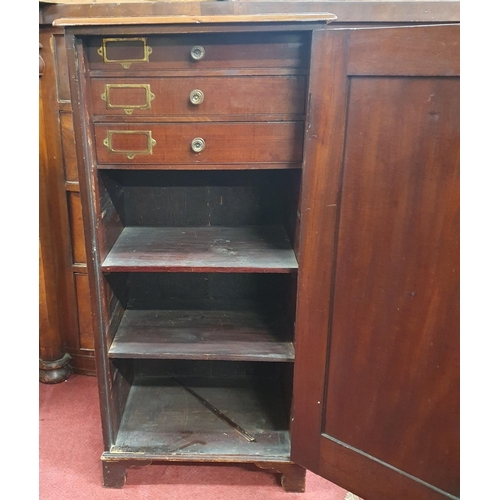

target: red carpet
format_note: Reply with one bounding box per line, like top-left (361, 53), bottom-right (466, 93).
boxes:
top-left (39, 374), bottom-right (354, 500)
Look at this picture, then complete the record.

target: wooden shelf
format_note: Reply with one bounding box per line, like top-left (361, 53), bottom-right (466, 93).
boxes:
top-left (111, 375), bottom-right (291, 460)
top-left (109, 304), bottom-right (294, 362)
top-left (101, 226), bottom-right (298, 273)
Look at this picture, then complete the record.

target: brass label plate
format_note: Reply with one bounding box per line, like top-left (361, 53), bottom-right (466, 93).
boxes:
top-left (103, 130), bottom-right (156, 159)
top-left (101, 83), bottom-right (155, 115)
top-left (97, 38), bottom-right (152, 69)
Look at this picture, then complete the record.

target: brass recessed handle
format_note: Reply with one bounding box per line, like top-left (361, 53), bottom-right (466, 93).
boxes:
top-left (190, 46), bottom-right (205, 61)
top-left (189, 89), bottom-right (204, 105)
top-left (191, 137), bottom-right (205, 153)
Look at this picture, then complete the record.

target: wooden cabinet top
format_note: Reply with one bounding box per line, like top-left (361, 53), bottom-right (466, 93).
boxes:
top-left (40, 1), bottom-right (460, 26)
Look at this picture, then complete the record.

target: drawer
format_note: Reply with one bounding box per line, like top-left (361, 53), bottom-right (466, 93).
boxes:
top-left (90, 76), bottom-right (307, 118)
top-left (94, 122), bottom-right (304, 166)
top-left (86, 33), bottom-right (308, 71)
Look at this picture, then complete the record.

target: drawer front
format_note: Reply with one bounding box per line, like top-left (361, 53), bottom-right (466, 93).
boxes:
top-left (86, 33), bottom-right (308, 71)
top-left (94, 122), bottom-right (304, 165)
top-left (90, 76), bottom-right (307, 117)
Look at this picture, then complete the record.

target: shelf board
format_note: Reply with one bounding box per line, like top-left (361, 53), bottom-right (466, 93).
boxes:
top-left (109, 305), bottom-right (294, 362)
top-left (112, 376), bottom-right (290, 460)
top-left (101, 226), bottom-right (298, 273)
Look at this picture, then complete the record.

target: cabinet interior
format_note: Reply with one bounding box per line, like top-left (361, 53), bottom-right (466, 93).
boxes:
top-left (104, 272), bottom-right (297, 361)
top-left (97, 169), bottom-right (301, 460)
top-left (97, 169), bottom-right (301, 272)
top-left (109, 359), bottom-right (293, 459)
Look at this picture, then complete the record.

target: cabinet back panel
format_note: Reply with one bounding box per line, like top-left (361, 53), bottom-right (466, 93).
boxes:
top-left (99, 169), bottom-right (300, 232)
top-left (133, 359), bottom-right (283, 380)
top-left (105, 272), bottom-right (294, 307)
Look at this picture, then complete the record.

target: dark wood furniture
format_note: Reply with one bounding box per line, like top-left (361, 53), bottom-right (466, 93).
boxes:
top-left (39, 26), bottom-right (97, 378)
top-left (39, 41), bottom-right (72, 383)
top-left (39, 2), bottom-right (459, 499)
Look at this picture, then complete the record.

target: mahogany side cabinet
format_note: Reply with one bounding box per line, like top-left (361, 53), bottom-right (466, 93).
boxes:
top-left (39, 2), bottom-right (460, 499)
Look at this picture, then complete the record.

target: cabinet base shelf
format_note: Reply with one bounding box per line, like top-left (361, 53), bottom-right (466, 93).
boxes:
top-left (113, 375), bottom-right (291, 459)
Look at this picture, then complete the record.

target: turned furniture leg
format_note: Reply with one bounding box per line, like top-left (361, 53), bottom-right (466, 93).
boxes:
top-left (39, 354), bottom-right (72, 384)
top-left (39, 45), bottom-right (71, 385)
top-left (255, 462), bottom-right (306, 493)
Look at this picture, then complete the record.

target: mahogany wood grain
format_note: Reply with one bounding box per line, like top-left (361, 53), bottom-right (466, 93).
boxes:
top-left (60, 111), bottom-right (79, 181)
top-left (101, 226), bottom-right (298, 273)
top-left (97, 162), bottom-right (301, 171)
top-left (40, 60), bottom-right (63, 366)
top-left (255, 462), bottom-right (306, 492)
top-left (41, 27), bottom-right (98, 377)
top-left (318, 437), bottom-right (454, 500)
top-left (59, 14), bottom-right (460, 498)
top-left (67, 33), bottom-right (121, 445)
top-left (54, 13), bottom-right (337, 27)
top-left (323, 75), bottom-right (460, 497)
top-left (85, 32), bottom-right (308, 71)
top-left (39, 29), bottom-right (72, 382)
top-left (74, 273), bottom-right (95, 350)
top-left (53, 33), bottom-right (72, 101)
top-left (39, 238), bottom-right (72, 382)
top-left (90, 75), bottom-right (306, 118)
top-left (347, 25), bottom-right (460, 76)
top-left (67, 192), bottom-right (87, 264)
top-left (291, 24), bottom-right (460, 500)
top-left (94, 122), bottom-right (304, 166)
top-left (65, 349), bottom-right (96, 376)
top-left (89, 68), bottom-right (308, 78)
top-left (290, 29), bottom-right (349, 473)
top-left (64, 23), bottom-right (325, 38)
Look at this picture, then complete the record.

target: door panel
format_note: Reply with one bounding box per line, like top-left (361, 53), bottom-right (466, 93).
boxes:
top-left (324, 76), bottom-right (460, 494)
top-left (291, 28), bottom-right (350, 472)
top-left (292, 25), bottom-right (459, 500)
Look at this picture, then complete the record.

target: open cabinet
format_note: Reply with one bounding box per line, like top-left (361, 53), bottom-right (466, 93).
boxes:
top-left (67, 25), bottom-right (312, 490)
top-left (62, 11), bottom-right (459, 500)
top-left (96, 168), bottom-right (301, 465)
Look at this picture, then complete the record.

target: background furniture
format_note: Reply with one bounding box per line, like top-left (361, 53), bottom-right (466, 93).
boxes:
top-left (39, 24), bottom-right (96, 378)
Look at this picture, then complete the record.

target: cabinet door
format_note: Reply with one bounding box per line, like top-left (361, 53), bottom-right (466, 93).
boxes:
top-left (292, 25), bottom-right (459, 500)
